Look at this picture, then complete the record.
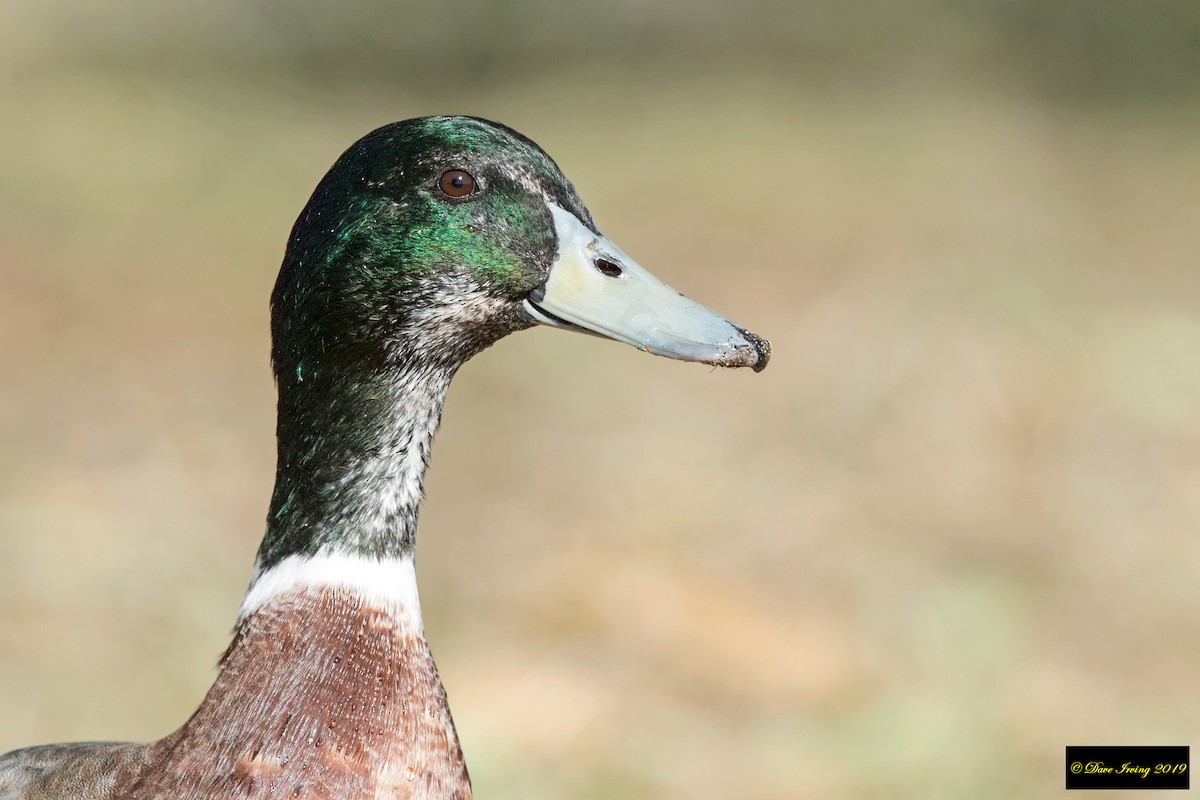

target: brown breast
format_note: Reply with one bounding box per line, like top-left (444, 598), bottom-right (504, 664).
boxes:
top-left (124, 589), bottom-right (471, 800)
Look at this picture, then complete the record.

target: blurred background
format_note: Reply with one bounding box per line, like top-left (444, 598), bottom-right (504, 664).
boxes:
top-left (1, 2), bottom-right (1198, 798)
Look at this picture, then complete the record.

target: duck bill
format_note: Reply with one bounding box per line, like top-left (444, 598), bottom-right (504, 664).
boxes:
top-left (523, 204), bottom-right (770, 372)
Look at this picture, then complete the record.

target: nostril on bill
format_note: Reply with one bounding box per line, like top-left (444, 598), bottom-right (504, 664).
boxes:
top-left (593, 257), bottom-right (624, 278)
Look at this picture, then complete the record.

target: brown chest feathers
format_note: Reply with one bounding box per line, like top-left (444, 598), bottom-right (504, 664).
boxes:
top-left (125, 590), bottom-right (470, 800)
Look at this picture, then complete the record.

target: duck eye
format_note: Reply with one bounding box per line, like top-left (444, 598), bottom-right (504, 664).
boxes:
top-left (438, 170), bottom-right (477, 198)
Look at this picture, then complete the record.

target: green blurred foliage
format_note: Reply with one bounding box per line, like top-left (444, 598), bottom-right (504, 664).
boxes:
top-left (8, 0), bottom-right (1200, 102)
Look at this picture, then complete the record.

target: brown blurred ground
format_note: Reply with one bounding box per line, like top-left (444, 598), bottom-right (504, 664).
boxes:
top-left (1, 3), bottom-right (1199, 799)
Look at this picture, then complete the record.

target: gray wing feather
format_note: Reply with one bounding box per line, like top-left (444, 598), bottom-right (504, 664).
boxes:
top-left (0, 742), bottom-right (148, 800)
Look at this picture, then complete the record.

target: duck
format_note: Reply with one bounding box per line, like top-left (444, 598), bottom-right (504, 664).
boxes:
top-left (0, 116), bottom-right (769, 800)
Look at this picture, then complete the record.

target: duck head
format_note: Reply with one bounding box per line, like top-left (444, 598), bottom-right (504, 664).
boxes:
top-left (271, 116), bottom-right (769, 384)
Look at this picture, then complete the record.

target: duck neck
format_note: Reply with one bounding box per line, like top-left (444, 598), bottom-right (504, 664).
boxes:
top-left (150, 359), bottom-right (476, 798)
top-left (254, 359), bottom-right (455, 573)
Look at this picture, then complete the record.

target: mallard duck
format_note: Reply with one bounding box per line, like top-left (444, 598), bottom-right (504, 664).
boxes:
top-left (0, 116), bottom-right (769, 800)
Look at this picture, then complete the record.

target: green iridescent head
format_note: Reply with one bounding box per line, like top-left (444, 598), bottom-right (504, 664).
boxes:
top-left (273, 116), bottom-right (590, 379)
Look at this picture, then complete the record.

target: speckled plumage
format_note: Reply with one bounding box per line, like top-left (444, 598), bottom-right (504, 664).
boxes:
top-left (1, 591), bottom-right (466, 800)
top-left (1, 116), bottom-right (768, 800)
